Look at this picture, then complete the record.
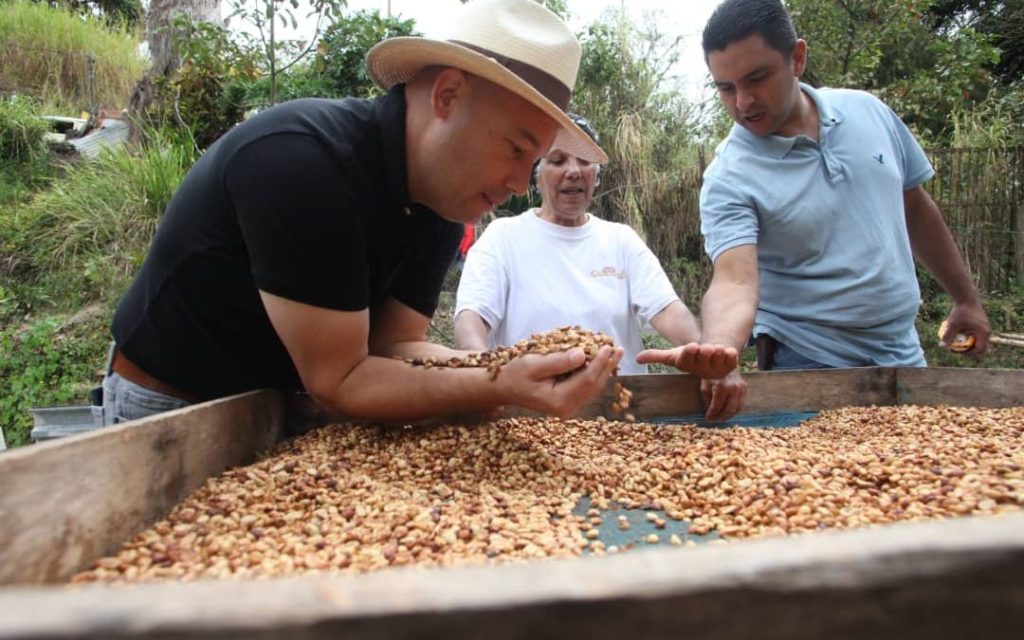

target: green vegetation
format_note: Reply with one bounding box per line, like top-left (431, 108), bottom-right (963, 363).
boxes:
top-left (1, 131), bottom-right (197, 314)
top-left (149, 15), bottom-right (257, 150)
top-left (789, 0), bottom-right (999, 143)
top-left (0, 311), bottom-right (109, 447)
top-left (0, 1), bottom-right (146, 112)
top-left (312, 10), bottom-right (419, 99)
top-left (1, 133), bottom-right (197, 447)
top-left (0, 96), bottom-right (55, 207)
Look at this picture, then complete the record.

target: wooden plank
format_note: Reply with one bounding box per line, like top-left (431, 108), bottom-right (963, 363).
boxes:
top-left (295, 367), bottom-right (1018, 426)
top-left (992, 335), bottom-right (1024, 348)
top-left (896, 368), bottom-right (1024, 408)
top-left (288, 368), bottom-right (899, 425)
top-left (0, 390), bottom-right (286, 586)
top-left (737, 366), bottom-right (897, 412)
top-left (573, 367), bottom-right (899, 419)
top-left (1, 512), bottom-right (1022, 640)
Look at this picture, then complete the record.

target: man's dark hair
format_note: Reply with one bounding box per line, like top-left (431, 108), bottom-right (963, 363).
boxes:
top-left (702, 0), bottom-right (798, 62)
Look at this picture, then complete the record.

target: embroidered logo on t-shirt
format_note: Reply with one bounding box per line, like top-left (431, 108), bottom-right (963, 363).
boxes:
top-left (591, 266), bottom-right (626, 279)
top-left (873, 153), bottom-right (884, 165)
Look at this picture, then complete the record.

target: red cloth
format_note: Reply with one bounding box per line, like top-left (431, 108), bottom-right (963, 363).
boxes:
top-left (458, 223), bottom-right (475, 258)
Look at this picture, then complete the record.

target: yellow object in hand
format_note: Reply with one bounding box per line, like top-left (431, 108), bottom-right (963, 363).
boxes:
top-left (938, 319), bottom-right (975, 352)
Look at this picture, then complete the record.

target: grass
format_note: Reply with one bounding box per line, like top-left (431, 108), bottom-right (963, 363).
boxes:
top-left (0, 96), bottom-right (55, 208)
top-left (1, 132), bottom-right (197, 314)
top-left (0, 1), bottom-right (146, 112)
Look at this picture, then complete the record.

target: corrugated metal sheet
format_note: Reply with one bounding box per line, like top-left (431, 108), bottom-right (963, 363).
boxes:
top-left (68, 117), bottom-right (129, 158)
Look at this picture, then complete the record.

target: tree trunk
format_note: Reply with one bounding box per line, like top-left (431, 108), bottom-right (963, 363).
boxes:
top-left (127, 0), bottom-right (222, 141)
top-left (146, 0), bottom-right (222, 78)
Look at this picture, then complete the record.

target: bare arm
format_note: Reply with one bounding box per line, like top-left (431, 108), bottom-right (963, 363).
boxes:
top-left (700, 244), bottom-right (759, 350)
top-left (260, 292), bottom-right (623, 421)
top-left (904, 186), bottom-right (990, 354)
top-left (694, 244), bottom-right (758, 422)
top-left (648, 301), bottom-right (701, 346)
top-left (453, 309), bottom-right (492, 352)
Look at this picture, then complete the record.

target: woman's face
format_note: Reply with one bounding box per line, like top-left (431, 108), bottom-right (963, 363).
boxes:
top-left (536, 148), bottom-right (599, 224)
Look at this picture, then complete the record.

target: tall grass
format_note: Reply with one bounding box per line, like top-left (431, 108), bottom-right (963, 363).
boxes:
top-left (950, 85), bottom-right (1024, 148)
top-left (0, 95), bottom-right (54, 206)
top-left (6, 132), bottom-right (197, 308)
top-left (611, 112), bottom-right (712, 309)
top-left (0, 95), bottom-right (47, 163)
top-left (0, 1), bottom-right (146, 112)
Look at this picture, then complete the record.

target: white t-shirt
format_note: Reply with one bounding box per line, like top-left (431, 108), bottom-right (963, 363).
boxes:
top-left (455, 209), bottom-right (680, 374)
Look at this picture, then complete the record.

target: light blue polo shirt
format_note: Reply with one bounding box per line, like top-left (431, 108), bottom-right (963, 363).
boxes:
top-left (700, 84), bottom-right (933, 367)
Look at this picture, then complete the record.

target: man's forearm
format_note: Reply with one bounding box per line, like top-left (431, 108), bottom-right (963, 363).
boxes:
top-left (905, 189), bottom-right (980, 305)
top-left (700, 282), bottom-right (757, 351)
top-left (698, 245), bottom-right (759, 351)
top-left (320, 353), bottom-right (503, 420)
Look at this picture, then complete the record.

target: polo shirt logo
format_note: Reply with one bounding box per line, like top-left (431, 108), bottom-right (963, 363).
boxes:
top-left (591, 266), bottom-right (626, 279)
top-left (873, 154), bottom-right (884, 165)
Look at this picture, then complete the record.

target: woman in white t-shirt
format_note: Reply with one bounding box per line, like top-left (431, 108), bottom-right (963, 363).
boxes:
top-left (454, 114), bottom-right (742, 401)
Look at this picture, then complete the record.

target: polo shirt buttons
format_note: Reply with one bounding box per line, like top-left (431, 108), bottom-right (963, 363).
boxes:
top-left (404, 206), bottom-right (412, 216)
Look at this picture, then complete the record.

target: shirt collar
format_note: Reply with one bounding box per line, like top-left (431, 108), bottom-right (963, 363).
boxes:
top-left (731, 82), bottom-right (845, 159)
top-left (376, 84), bottom-right (413, 208)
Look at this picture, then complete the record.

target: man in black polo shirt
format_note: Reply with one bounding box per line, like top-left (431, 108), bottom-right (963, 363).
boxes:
top-left (103, 0), bottom-right (632, 424)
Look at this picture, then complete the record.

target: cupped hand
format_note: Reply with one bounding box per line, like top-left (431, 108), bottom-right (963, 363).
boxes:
top-left (636, 342), bottom-right (739, 379)
top-left (500, 345), bottom-right (624, 418)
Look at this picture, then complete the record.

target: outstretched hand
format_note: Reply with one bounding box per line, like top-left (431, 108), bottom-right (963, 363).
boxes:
top-left (636, 342), bottom-right (739, 379)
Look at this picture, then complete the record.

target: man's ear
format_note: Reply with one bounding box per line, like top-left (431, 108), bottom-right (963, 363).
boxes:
top-left (431, 68), bottom-right (469, 119)
top-left (791, 39), bottom-right (808, 78)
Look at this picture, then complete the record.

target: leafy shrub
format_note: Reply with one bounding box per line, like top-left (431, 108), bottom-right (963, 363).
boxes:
top-left (316, 10), bottom-right (418, 98)
top-left (0, 312), bottom-right (109, 447)
top-left (150, 16), bottom-right (258, 149)
top-left (241, 61), bottom-right (344, 105)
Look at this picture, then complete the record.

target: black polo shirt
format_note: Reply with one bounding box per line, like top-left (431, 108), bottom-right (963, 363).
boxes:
top-left (112, 86), bottom-right (462, 400)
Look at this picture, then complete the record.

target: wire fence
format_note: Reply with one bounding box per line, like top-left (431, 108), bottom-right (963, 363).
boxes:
top-left (925, 146), bottom-right (1023, 293)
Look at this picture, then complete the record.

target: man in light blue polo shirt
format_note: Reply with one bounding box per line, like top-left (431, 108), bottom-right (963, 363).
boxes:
top-left (692, 0), bottom-right (990, 379)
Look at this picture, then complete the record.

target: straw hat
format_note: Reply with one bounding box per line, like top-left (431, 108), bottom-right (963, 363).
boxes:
top-left (366, 0), bottom-right (607, 164)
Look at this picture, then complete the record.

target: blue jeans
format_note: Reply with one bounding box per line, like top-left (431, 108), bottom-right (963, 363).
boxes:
top-left (771, 342), bottom-right (833, 370)
top-left (101, 359), bottom-right (191, 427)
